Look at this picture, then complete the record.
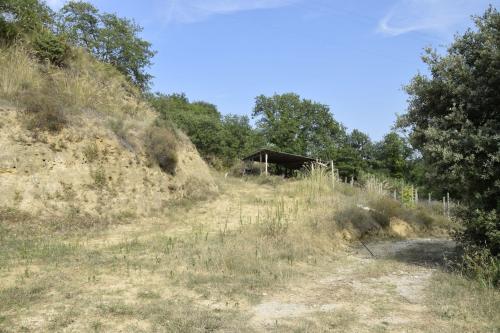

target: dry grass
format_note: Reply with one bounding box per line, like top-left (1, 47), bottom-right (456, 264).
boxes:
top-left (0, 46), bottom-right (174, 159)
top-left (424, 271), bottom-right (500, 332)
top-left (0, 166), bottom-right (496, 331)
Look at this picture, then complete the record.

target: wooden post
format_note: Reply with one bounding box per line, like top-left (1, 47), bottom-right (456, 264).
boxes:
top-left (393, 190), bottom-right (397, 200)
top-left (446, 192), bottom-right (450, 218)
top-left (415, 189), bottom-right (419, 204)
top-left (265, 153), bottom-right (268, 176)
top-left (428, 193), bottom-right (431, 204)
top-left (330, 161), bottom-right (335, 190)
top-left (350, 176), bottom-right (354, 187)
top-left (259, 153), bottom-right (262, 176)
top-left (443, 197), bottom-right (446, 216)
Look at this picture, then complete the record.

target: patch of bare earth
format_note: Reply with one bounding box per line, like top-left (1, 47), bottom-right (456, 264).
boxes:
top-left (251, 239), bottom-right (456, 332)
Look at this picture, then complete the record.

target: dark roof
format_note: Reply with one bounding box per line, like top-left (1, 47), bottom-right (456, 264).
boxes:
top-left (242, 149), bottom-right (317, 169)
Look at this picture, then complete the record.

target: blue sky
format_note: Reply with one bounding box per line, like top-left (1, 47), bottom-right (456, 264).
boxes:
top-left (49, 0), bottom-right (498, 140)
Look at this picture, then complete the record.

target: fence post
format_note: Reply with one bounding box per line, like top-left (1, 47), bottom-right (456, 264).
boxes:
top-left (330, 161), bottom-right (335, 190)
top-left (393, 190), bottom-right (397, 200)
top-left (428, 193), bottom-right (431, 204)
top-left (446, 192), bottom-right (450, 218)
top-left (443, 197), bottom-right (446, 216)
top-left (265, 153), bottom-right (268, 176)
top-left (415, 189), bottom-right (419, 204)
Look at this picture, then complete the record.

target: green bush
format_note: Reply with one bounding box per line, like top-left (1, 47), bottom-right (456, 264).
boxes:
top-left (32, 31), bottom-right (71, 67)
top-left (455, 209), bottom-right (499, 257)
top-left (454, 245), bottom-right (500, 288)
top-left (144, 125), bottom-right (178, 175)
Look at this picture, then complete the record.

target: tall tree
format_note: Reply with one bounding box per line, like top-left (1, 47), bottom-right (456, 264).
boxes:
top-left (252, 93), bottom-right (345, 160)
top-left (57, 1), bottom-right (155, 90)
top-left (220, 114), bottom-right (261, 163)
top-left (57, 1), bottom-right (99, 51)
top-left (373, 132), bottom-right (411, 179)
top-left (97, 13), bottom-right (155, 90)
top-left (398, 7), bottom-right (500, 255)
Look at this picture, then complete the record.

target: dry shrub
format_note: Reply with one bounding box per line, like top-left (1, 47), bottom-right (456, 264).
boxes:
top-left (0, 46), bottom-right (42, 100)
top-left (1, 46), bottom-right (150, 121)
top-left (23, 86), bottom-right (68, 132)
top-left (82, 142), bottom-right (99, 163)
top-left (144, 125), bottom-right (178, 174)
top-left (369, 196), bottom-right (404, 220)
top-left (334, 206), bottom-right (382, 236)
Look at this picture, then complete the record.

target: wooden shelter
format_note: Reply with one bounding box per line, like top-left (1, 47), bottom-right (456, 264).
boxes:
top-left (242, 149), bottom-right (317, 176)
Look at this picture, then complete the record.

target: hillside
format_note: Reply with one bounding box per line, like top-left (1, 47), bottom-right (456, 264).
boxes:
top-left (0, 46), bottom-right (216, 228)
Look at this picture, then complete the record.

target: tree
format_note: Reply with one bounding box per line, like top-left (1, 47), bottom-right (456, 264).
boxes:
top-left (0, 0), bottom-right (53, 43)
top-left (57, 1), bottom-right (99, 51)
top-left (150, 93), bottom-right (223, 158)
top-left (398, 7), bottom-right (500, 256)
top-left (97, 13), bottom-right (155, 90)
top-left (373, 132), bottom-right (411, 179)
top-left (57, 1), bottom-right (155, 90)
top-left (220, 114), bottom-right (261, 163)
top-left (252, 93), bottom-right (345, 160)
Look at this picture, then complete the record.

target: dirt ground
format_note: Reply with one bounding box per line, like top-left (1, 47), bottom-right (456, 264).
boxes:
top-left (250, 238), bottom-right (458, 332)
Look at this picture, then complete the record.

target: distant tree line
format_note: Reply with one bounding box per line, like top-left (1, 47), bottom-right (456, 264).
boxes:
top-left (148, 92), bottom-right (415, 180)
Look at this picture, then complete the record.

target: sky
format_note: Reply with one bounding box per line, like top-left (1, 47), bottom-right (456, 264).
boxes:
top-left (49, 0), bottom-right (498, 140)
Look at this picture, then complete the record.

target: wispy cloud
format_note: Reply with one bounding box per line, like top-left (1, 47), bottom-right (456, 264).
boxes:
top-left (377, 0), bottom-right (494, 36)
top-left (162, 0), bottom-right (299, 23)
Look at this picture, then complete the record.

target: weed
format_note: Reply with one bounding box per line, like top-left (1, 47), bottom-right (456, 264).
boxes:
top-left (137, 290), bottom-right (161, 299)
top-left (83, 142), bottom-right (99, 163)
top-left (90, 167), bottom-right (107, 189)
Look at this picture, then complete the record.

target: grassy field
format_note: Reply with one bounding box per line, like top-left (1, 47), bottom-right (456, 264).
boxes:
top-left (0, 170), bottom-right (498, 332)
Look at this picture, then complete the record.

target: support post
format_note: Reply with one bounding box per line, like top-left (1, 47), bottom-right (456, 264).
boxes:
top-left (259, 153), bottom-right (262, 176)
top-left (428, 193), bottom-right (431, 204)
top-left (265, 153), bottom-right (268, 176)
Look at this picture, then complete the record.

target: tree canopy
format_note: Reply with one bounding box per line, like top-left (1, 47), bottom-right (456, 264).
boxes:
top-left (1, 0), bottom-right (155, 90)
top-left (252, 93), bottom-right (345, 160)
top-left (149, 93), bottom-right (261, 167)
top-left (57, 1), bottom-right (155, 90)
top-left (399, 7), bottom-right (500, 255)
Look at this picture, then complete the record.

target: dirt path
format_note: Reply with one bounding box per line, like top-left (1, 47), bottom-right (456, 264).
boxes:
top-left (80, 178), bottom-right (276, 249)
top-left (250, 238), bottom-right (456, 332)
